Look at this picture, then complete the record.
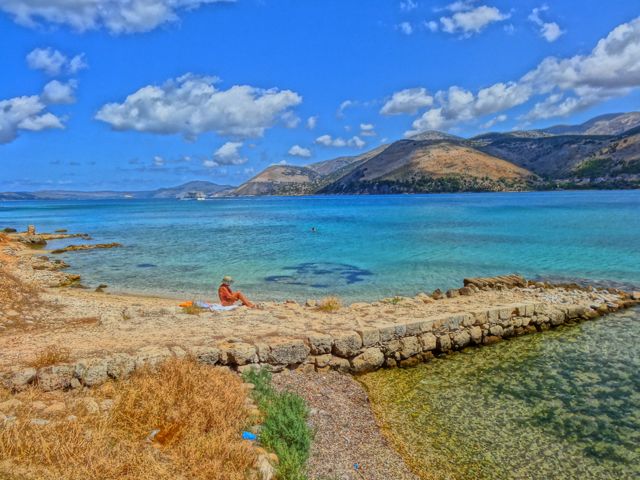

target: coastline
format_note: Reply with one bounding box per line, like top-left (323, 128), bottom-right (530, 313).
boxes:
top-left (2, 228), bottom-right (640, 479)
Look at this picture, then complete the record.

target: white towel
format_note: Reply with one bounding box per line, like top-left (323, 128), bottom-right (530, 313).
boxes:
top-left (194, 300), bottom-right (238, 311)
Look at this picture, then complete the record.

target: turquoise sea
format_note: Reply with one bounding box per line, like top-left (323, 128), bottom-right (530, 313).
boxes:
top-left (1, 190), bottom-right (639, 479)
top-left (1, 191), bottom-right (639, 301)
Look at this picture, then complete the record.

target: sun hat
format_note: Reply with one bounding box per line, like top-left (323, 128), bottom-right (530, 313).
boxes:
top-left (222, 275), bottom-right (234, 285)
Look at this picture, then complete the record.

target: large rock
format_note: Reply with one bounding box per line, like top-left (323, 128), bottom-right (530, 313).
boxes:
top-left (37, 365), bottom-right (75, 391)
top-left (267, 340), bottom-right (310, 365)
top-left (356, 328), bottom-right (380, 347)
top-left (74, 358), bottom-right (109, 387)
top-left (437, 335), bottom-right (452, 352)
top-left (223, 342), bottom-right (258, 366)
top-left (4, 368), bottom-right (36, 391)
top-left (329, 356), bottom-right (351, 373)
top-left (399, 336), bottom-right (421, 359)
top-left (469, 326), bottom-right (483, 344)
top-left (106, 353), bottom-right (136, 379)
top-left (452, 330), bottom-right (471, 349)
top-left (189, 346), bottom-right (220, 365)
top-left (351, 348), bottom-right (385, 373)
top-left (307, 333), bottom-right (333, 354)
top-left (332, 332), bottom-right (362, 358)
top-left (418, 333), bottom-right (437, 351)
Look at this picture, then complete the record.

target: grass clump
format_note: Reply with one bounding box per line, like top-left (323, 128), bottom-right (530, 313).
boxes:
top-left (28, 345), bottom-right (71, 368)
top-left (243, 368), bottom-right (312, 480)
top-left (317, 296), bottom-right (341, 313)
top-left (181, 301), bottom-right (203, 315)
top-left (0, 359), bottom-right (256, 480)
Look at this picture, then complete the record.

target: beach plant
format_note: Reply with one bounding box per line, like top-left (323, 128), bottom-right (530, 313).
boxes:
top-left (317, 296), bottom-right (342, 313)
top-left (28, 345), bottom-right (71, 368)
top-left (243, 368), bottom-right (312, 480)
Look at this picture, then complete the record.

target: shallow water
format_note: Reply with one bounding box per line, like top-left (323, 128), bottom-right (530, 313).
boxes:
top-left (359, 309), bottom-right (640, 480)
top-left (1, 191), bottom-right (639, 301)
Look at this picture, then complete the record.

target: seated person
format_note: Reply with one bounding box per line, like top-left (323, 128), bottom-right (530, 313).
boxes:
top-left (218, 276), bottom-right (255, 308)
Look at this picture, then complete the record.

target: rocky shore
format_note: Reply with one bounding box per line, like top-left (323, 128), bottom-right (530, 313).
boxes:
top-left (2, 228), bottom-right (639, 391)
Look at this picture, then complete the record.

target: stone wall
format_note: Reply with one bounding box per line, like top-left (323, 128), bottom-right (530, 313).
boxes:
top-left (4, 295), bottom-right (638, 392)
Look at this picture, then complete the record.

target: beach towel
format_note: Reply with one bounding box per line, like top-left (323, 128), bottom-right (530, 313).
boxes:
top-left (194, 300), bottom-right (238, 312)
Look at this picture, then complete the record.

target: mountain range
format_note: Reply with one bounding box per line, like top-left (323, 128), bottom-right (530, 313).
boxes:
top-left (2, 112), bottom-right (639, 200)
top-left (231, 111), bottom-right (640, 195)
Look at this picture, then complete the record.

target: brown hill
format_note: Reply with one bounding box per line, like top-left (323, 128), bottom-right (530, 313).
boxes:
top-left (320, 140), bottom-right (536, 194)
top-left (231, 165), bottom-right (322, 196)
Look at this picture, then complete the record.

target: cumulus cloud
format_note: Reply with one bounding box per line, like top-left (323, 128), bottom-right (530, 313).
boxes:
top-left (398, 21), bottom-right (413, 35)
top-left (288, 145), bottom-right (312, 157)
top-left (212, 141), bottom-right (247, 165)
top-left (26, 47), bottom-right (87, 76)
top-left (529, 6), bottom-right (564, 43)
top-left (400, 0), bottom-right (417, 12)
top-left (359, 123), bottom-right (376, 136)
top-left (95, 74), bottom-right (302, 139)
top-left (0, 0), bottom-right (233, 34)
top-left (404, 16), bottom-right (640, 133)
top-left (306, 115), bottom-right (317, 129)
top-left (0, 95), bottom-right (64, 144)
top-left (380, 87), bottom-right (433, 115)
top-left (42, 80), bottom-right (77, 104)
top-left (437, 4), bottom-right (510, 36)
top-left (315, 134), bottom-right (365, 148)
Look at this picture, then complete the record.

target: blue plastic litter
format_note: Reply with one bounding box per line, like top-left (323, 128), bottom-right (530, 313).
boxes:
top-left (242, 431), bottom-right (257, 441)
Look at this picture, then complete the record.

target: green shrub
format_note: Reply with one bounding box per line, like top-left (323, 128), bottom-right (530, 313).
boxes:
top-left (243, 369), bottom-right (312, 480)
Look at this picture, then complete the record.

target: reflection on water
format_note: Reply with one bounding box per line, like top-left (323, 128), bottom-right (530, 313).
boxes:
top-left (359, 309), bottom-right (640, 480)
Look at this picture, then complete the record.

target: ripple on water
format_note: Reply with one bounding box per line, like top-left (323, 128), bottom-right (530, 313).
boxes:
top-left (359, 309), bottom-right (640, 480)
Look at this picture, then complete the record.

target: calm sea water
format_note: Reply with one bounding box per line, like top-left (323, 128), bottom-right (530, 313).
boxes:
top-left (360, 308), bottom-right (640, 480)
top-left (0, 191), bottom-right (639, 301)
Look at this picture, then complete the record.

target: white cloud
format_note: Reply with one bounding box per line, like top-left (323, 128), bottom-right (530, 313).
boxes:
top-left (439, 5), bottom-right (510, 36)
top-left (153, 155), bottom-right (165, 167)
top-left (360, 123), bottom-right (376, 136)
top-left (213, 141), bottom-right (247, 165)
top-left (315, 134), bottom-right (365, 148)
top-left (400, 0), bottom-right (417, 12)
top-left (26, 47), bottom-right (87, 76)
top-left (481, 113), bottom-right (507, 129)
top-left (0, 0), bottom-right (233, 34)
top-left (398, 21), bottom-right (413, 35)
top-left (443, 1), bottom-right (476, 12)
top-left (42, 79), bottom-right (77, 104)
top-left (288, 144), bottom-right (312, 157)
top-left (425, 20), bottom-right (439, 32)
top-left (306, 115), bottom-right (317, 129)
top-left (404, 16), bottom-right (640, 133)
top-left (281, 111), bottom-right (300, 128)
top-left (95, 74), bottom-right (302, 139)
top-left (337, 100), bottom-right (354, 118)
top-left (529, 7), bottom-right (564, 43)
top-left (0, 94), bottom-right (64, 144)
top-left (380, 87), bottom-right (433, 115)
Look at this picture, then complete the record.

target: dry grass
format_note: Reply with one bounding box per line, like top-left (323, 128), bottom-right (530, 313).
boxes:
top-left (0, 358), bottom-right (256, 480)
top-left (27, 345), bottom-right (71, 368)
top-left (317, 296), bottom-right (342, 313)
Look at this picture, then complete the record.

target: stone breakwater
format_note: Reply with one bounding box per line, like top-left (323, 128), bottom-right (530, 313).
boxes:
top-left (3, 282), bottom-right (639, 392)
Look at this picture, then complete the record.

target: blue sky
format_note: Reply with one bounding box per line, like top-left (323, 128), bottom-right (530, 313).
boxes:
top-left (1, 0), bottom-right (639, 191)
